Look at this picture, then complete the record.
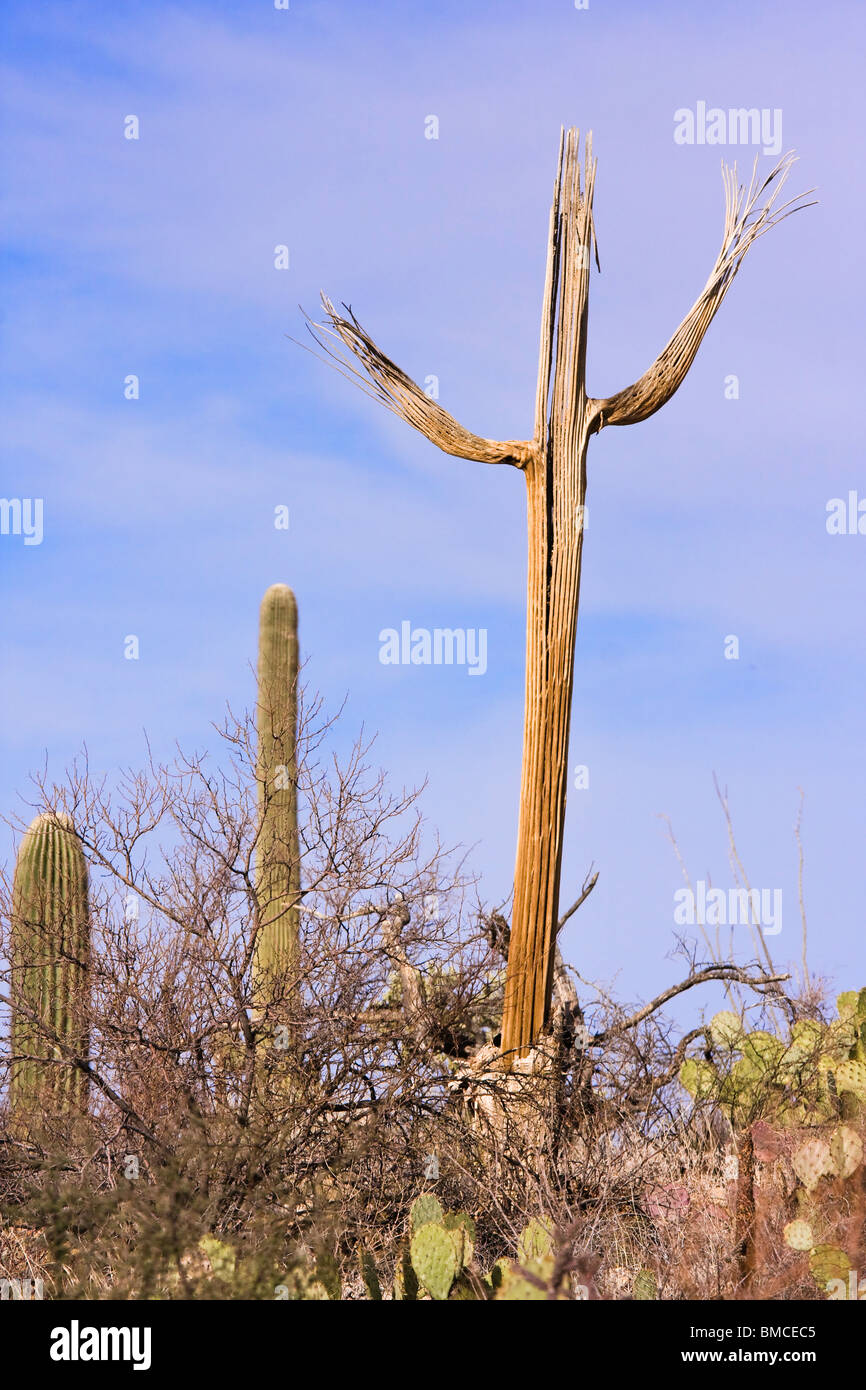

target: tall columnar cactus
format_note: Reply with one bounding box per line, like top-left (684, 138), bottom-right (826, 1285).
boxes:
top-left (10, 812), bottom-right (90, 1115)
top-left (254, 584), bottom-right (300, 996)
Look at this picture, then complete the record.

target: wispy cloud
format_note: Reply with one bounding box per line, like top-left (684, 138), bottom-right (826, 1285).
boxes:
top-left (2, 0), bottom-right (864, 999)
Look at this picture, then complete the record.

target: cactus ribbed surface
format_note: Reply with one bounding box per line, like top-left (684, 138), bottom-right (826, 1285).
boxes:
top-left (254, 584), bottom-right (300, 994)
top-left (10, 812), bottom-right (90, 1114)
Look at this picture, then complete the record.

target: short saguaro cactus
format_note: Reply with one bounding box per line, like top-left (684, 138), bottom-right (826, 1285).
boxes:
top-left (9, 812), bottom-right (91, 1118)
top-left (254, 583), bottom-right (301, 1001)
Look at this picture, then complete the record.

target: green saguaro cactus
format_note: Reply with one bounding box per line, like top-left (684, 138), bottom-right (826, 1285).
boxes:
top-left (9, 812), bottom-right (91, 1116)
top-left (254, 584), bottom-right (301, 997)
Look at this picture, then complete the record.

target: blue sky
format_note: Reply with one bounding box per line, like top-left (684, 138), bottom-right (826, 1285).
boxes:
top-left (1, 0), bottom-right (864, 1023)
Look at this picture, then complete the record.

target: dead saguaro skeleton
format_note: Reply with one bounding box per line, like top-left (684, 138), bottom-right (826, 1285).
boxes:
top-left (301, 128), bottom-right (810, 1064)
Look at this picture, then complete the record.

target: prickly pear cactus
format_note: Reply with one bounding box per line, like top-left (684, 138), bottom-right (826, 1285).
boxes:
top-left (809, 1245), bottom-right (850, 1288)
top-left (494, 1256), bottom-right (553, 1300)
top-left (680, 995), bottom-right (866, 1131)
top-left (835, 989), bottom-right (866, 1063)
top-left (780, 1117), bottom-right (863, 1295)
top-left (829, 1124), bottom-right (863, 1177)
top-left (517, 1218), bottom-right (553, 1263)
top-left (495, 1250), bottom-right (577, 1301)
top-left (831, 1059), bottom-right (866, 1101)
top-left (443, 1211), bottom-right (476, 1264)
top-left (741, 1030), bottom-right (784, 1068)
top-left (409, 1193), bottom-right (444, 1234)
top-left (710, 1011), bottom-right (745, 1048)
top-left (789, 1124), bottom-right (863, 1191)
top-left (679, 1057), bottom-right (716, 1101)
top-left (783, 1220), bottom-right (815, 1252)
top-left (410, 1222), bottom-right (463, 1300)
top-left (387, 1201), bottom-right (583, 1303)
top-left (792, 1137), bottom-right (834, 1192)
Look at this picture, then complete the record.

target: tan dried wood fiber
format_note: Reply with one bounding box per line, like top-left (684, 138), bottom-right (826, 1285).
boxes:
top-left (300, 129), bottom-right (811, 1064)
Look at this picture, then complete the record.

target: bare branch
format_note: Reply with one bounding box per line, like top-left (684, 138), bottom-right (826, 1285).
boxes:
top-left (591, 966), bottom-right (790, 1044)
top-left (0, 987), bottom-right (167, 1152)
top-left (551, 868), bottom-right (599, 1010)
top-left (556, 868), bottom-right (599, 935)
top-left (588, 153), bottom-right (815, 431)
top-left (294, 298), bottom-right (535, 468)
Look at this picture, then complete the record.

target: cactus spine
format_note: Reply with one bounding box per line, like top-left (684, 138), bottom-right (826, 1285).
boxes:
top-left (10, 813), bottom-right (90, 1115)
top-left (254, 584), bottom-right (300, 994)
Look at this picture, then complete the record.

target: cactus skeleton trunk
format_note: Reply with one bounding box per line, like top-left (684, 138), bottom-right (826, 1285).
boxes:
top-left (300, 127), bottom-right (810, 1062)
top-left (508, 135), bottom-right (595, 1057)
top-left (254, 583), bottom-right (301, 998)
